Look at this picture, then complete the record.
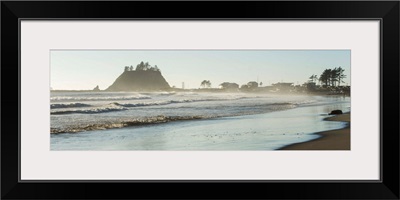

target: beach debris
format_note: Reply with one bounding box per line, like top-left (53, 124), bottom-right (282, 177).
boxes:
top-left (329, 110), bottom-right (343, 115)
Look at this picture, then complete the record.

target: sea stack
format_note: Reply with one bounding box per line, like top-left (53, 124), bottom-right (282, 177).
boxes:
top-left (106, 62), bottom-right (170, 91)
top-left (93, 85), bottom-right (100, 91)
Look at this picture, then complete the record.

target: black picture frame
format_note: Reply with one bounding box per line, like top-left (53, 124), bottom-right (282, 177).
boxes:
top-left (2, 1), bottom-right (399, 199)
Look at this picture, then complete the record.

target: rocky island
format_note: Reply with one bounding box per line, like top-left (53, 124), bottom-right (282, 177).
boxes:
top-left (106, 62), bottom-right (170, 91)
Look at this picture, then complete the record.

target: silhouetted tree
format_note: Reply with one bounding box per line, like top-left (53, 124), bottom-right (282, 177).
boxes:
top-left (309, 74), bottom-right (318, 83)
top-left (131, 61), bottom-right (162, 72)
top-left (136, 61), bottom-right (146, 71)
top-left (319, 69), bottom-right (330, 87)
top-left (154, 65), bottom-right (160, 72)
top-left (319, 67), bottom-right (345, 87)
top-left (200, 80), bottom-right (211, 88)
top-left (144, 62), bottom-right (150, 70)
top-left (336, 66), bottom-right (346, 86)
top-left (330, 68), bottom-right (339, 86)
top-left (200, 80), bottom-right (206, 88)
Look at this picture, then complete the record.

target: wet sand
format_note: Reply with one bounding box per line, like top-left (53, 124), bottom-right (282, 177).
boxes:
top-left (279, 113), bottom-right (350, 150)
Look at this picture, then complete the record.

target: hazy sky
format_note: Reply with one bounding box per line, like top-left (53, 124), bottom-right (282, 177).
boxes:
top-left (51, 50), bottom-right (350, 90)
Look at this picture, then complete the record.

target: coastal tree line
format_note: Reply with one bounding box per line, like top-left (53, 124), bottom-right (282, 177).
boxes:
top-left (310, 66), bottom-right (347, 87)
top-left (124, 61), bottom-right (160, 72)
top-left (198, 66), bottom-right (347, 92)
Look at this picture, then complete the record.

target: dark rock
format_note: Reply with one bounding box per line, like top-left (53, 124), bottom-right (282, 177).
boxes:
top-left (106, 70), bottom-right (170, 91)
top-left (93, 85), bottom-right (100, 91)
top-left (329, 110), bottom-right (343, 115)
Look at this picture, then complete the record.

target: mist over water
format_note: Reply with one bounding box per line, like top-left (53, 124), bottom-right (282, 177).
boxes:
top-left (50, 91), bottom-right (350, 150)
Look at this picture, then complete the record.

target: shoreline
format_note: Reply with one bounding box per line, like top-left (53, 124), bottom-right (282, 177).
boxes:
top-left (52, 104), bottom-right (351, 150)
top-left (278, 113), bottom-right (350, 150)
top-left (50, 89), bottom-right (350, 96)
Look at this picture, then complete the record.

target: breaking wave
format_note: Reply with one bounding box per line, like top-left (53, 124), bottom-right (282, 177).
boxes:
top-left (51, 106), bottom-right (127, 115)
top-left (49, 97), bottom-right (313, 116)
top-left (50, 97), bottom-right (258, 114)
top-left (50, 115), bottom-right (208, 134)
top-left (50, 95), bottom-right (151, 101)
top-left (51, 103), bottom-right (92, 109)
top-left (50, 103), bottom-right (299, 134)
top-left (111, 97), bottom-right (248, 107)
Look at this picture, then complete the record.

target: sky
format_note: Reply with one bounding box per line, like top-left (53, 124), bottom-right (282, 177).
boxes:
top-left (50, 50), bottom-right (351, 90)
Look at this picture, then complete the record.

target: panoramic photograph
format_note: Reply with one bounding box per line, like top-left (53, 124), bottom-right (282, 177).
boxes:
top-left (50, 50), bottom-right (350, 150)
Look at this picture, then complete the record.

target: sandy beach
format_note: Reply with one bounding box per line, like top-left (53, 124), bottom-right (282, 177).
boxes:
top-left (279, 113), bottom-right (350, 150)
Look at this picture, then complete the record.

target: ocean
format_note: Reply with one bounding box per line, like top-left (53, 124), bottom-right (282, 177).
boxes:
top-left (50, 91), bottom-right (350, 150)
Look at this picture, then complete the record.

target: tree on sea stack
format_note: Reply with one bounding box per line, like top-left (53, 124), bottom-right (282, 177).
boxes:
top-left (154, 65), bottom-right (160, 72)
top-left (136, 61), bottom-right (145, 71)
top-left (135, 61), bottom-right (161, 72)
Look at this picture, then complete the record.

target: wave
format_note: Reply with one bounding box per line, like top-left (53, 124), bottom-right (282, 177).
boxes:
top-left (50, 102), bottom-right (302, 134)
top-left (50, 95), bottom-right (151, 101)
top-left (51, 106), bottom-right (127, 115)
top-left (110, 101), bottom-right (169, 107)
top-left (144, 91), bottom-right (176, 96)
top-left (51, 103), bottom-right (92, 109)
top-left (292, 100), bottom-right (317, 105)
top-left (50, 103), bottom-right (297, 134)
top-left (111, 99), bottom-right (223, 108)
top-left (50, 98), bottom-right (298, 115)
top-left (50, 115), bottom-right (208, 134)
top-left (51, 97), bottom-right (256, 114)
top-left (50, 102), bottom-right (300, 133)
